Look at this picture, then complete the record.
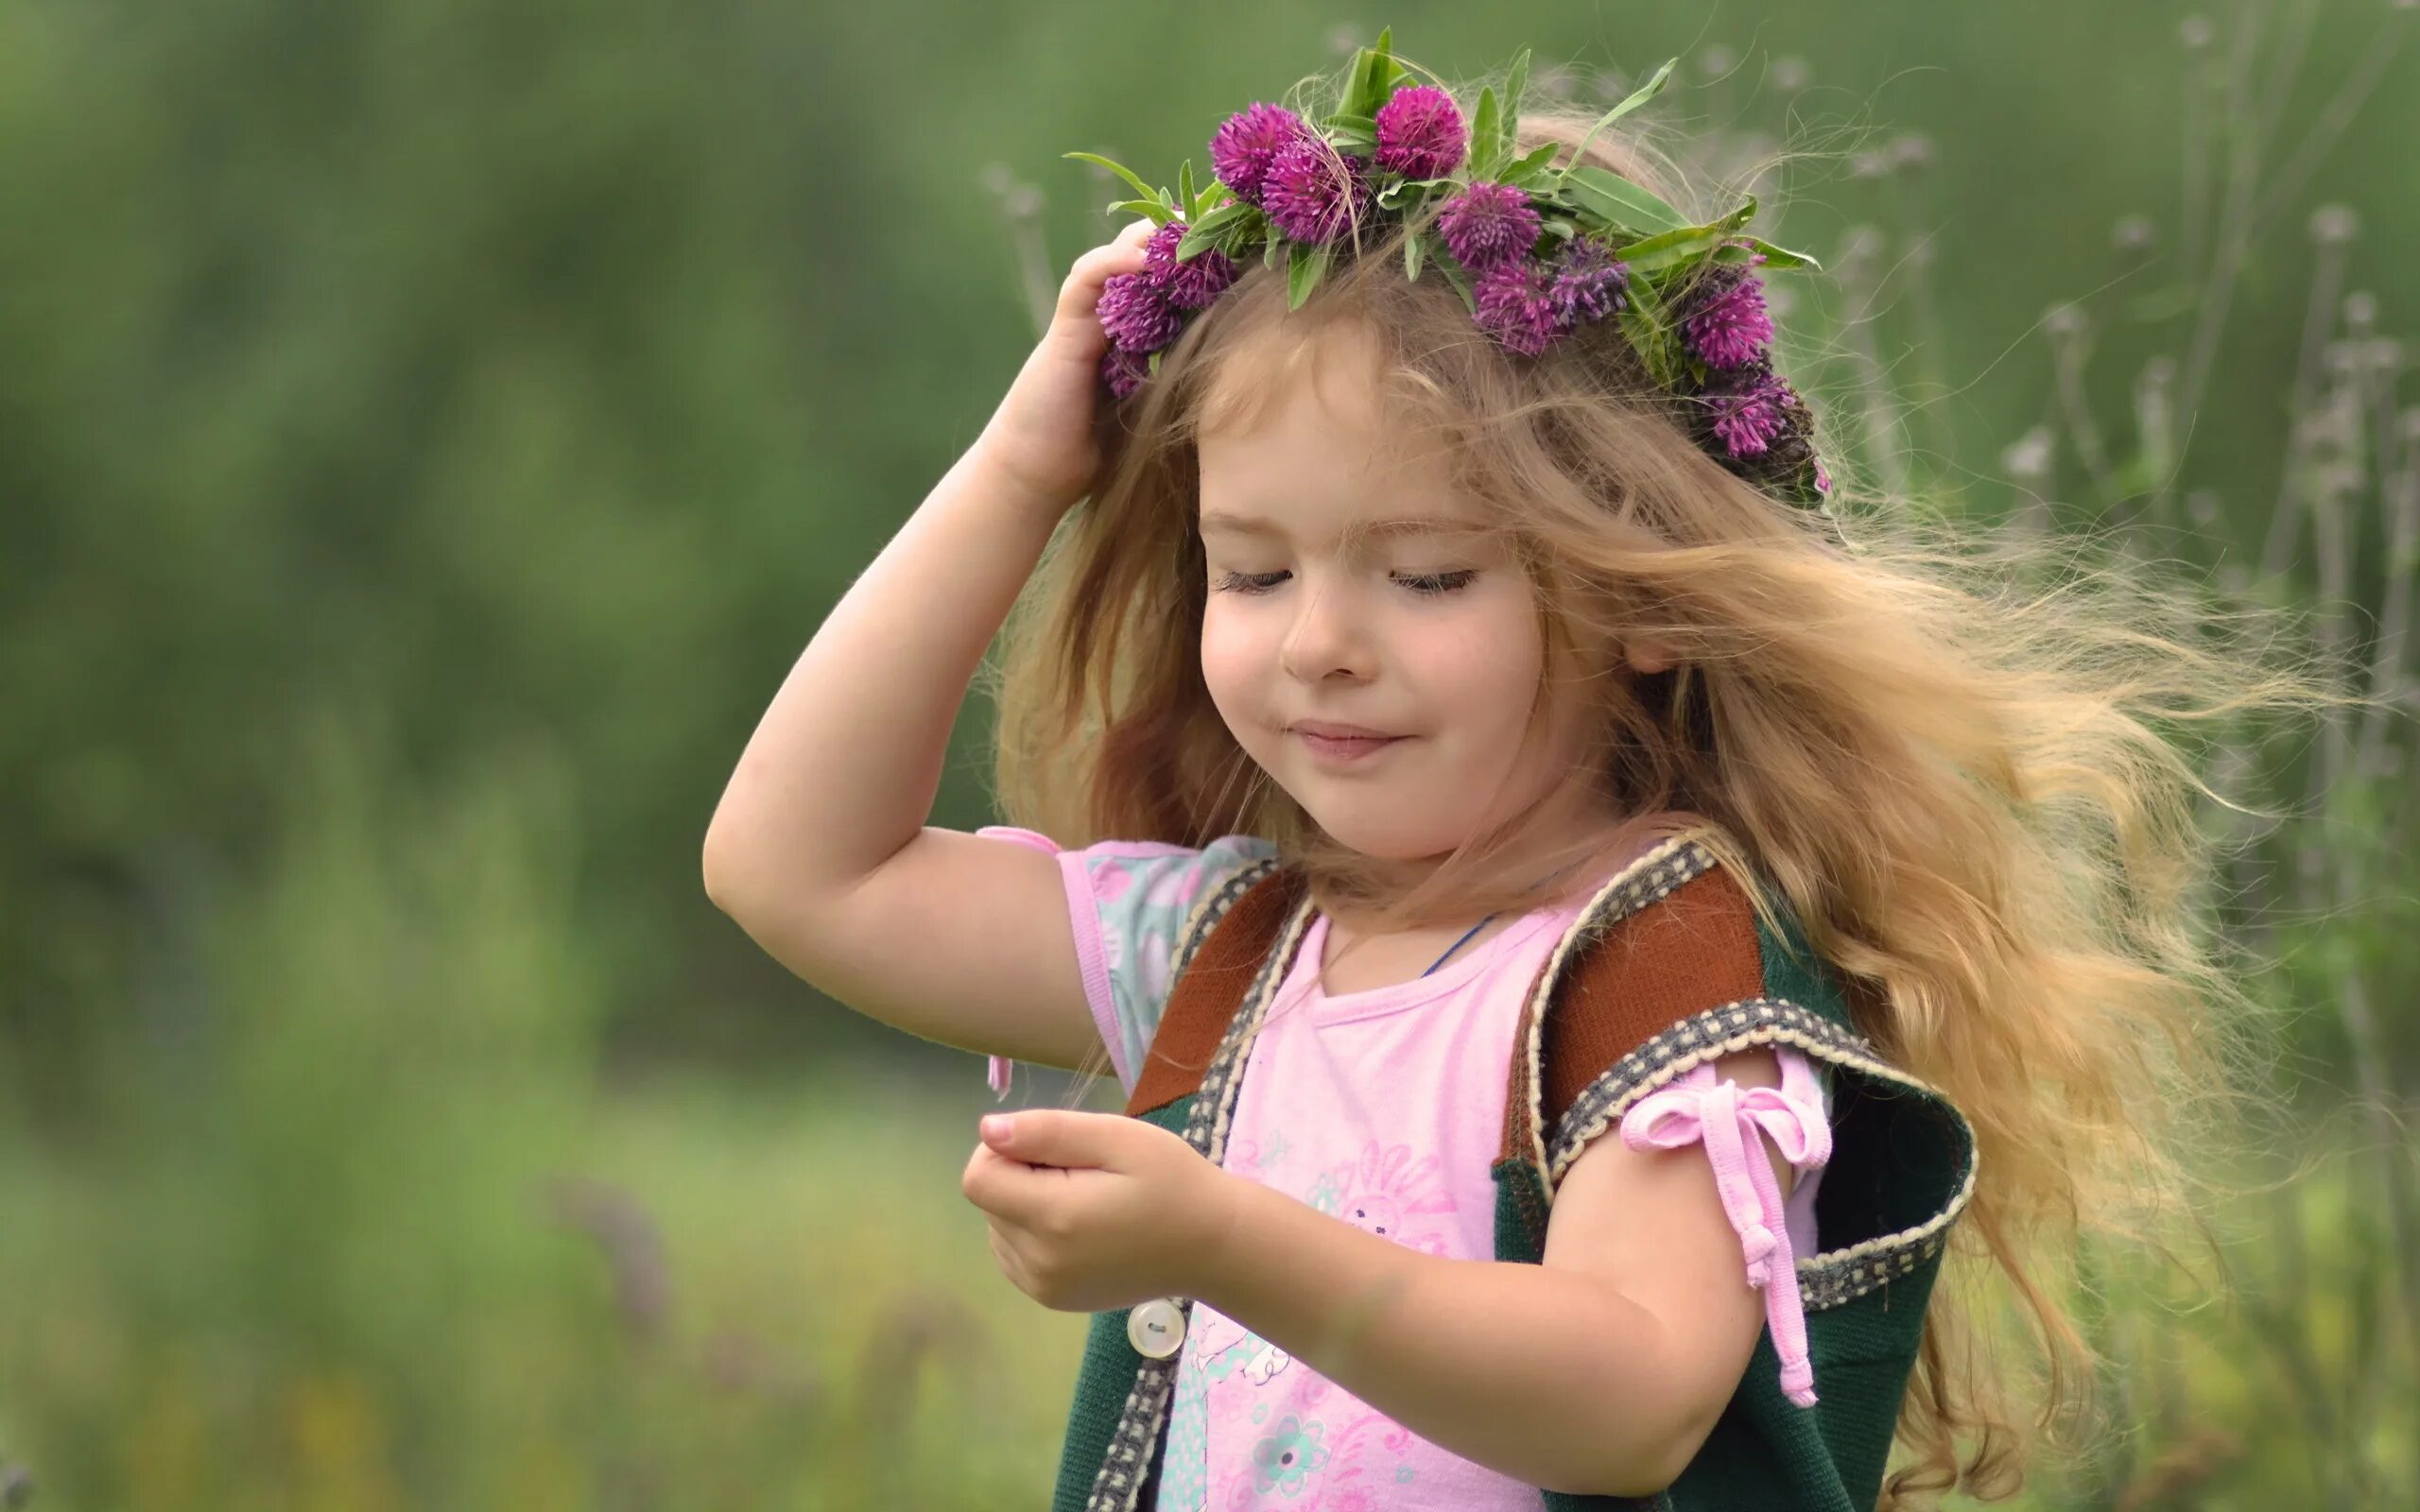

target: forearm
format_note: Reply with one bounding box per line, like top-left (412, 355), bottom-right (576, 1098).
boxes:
top-left (1194, 1177), bottom-right (1689, 1498)
top-left (703, 443), bottom-right (1063, 902)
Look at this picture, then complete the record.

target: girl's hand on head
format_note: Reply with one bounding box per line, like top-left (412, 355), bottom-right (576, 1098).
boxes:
top-left (959, 1107), bottom-right (1237, 1314)
top-left (970, 217), bottom-right (1159, 519)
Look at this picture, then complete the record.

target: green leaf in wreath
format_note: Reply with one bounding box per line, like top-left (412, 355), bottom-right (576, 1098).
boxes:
top-left (1109, 198), bottom-right (1179, 225)
top-left (1616, 199), bottom-right (1790, 272)
top-left (1717, 236), bottom-right (1821, 272)
top-left (1426, 241), bottom-right (1477, 314)
top-left (1265, 233), bottom-right (1288, 271)
top-left (1616, 275), bottom-right (1682, 386)
top-left (1336, 28), bottom-right (1403, 122)
top-left (1405, 230), bottom-right (1427, 282)
top-left (1612, 198), bottom-right (1763, 273)
top-left (1376, 175), bottom-right (1456, 212)
top-left (1288, 241), bottom-right (1332, 310)
top-left (1614, 220), bottom-right (1740, 269)
top-left (1177, 160), bottom-right (1196, 220)
top-left (1500, 141), bottom-right (1566, 188)
top-left (1560, 58), bottom-right (1677, 184)
top-left (1195, 177), bottom-right (1233, 222)
top-left (1500, 49), bottom-right (1530, 158)
top-left (1560, 165), bottom-right (1688, 235)
top-left (1625, 271), bottom-right (1673, 328)
top-left (1618, 305), bottom-right (1677, 389)
top-left (1064, 151), bottom-right (1165, 207)
top-left (1470, 86), bottom-right (1500, 180)
top-left (1177, 200), bottom-right (1258, 260)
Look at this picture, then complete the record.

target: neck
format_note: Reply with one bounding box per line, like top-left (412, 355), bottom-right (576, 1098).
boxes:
top-left (1322, 796), bottom-right (1656, 935)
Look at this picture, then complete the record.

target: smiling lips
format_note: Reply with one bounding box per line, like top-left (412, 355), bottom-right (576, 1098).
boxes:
top-left (1291, 720), bottom-right (1403, 740)
top-left (1290, 721), bottom-right (1408, 764)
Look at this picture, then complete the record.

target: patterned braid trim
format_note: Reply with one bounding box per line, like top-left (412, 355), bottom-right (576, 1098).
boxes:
top-left (1545, 997), bottom-right (1980, 1313)
top-left (1167, 855), bottom-right (1282, 984)
top-left (1083, 884), bottom-right (1319, 1512)
top-left (1515, 835), bottom-right (1722, 1184)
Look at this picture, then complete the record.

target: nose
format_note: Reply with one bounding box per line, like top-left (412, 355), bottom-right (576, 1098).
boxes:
top-left (1278, 571), bottom-right (1375, 683)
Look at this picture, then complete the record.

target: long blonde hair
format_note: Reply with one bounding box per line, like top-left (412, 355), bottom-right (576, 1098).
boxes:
top-left (984, 69), bottom-right (2341, 1506)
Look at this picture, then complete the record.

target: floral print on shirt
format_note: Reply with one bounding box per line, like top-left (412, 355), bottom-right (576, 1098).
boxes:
top-left (1156, 1134), bottom-right (1451, 1509)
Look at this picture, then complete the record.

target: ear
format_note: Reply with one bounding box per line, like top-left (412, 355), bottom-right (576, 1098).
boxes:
top-left (1623, 638), bottom-right (1677, 675)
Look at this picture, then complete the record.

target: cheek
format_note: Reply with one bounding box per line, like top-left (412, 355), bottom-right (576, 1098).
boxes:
top-left (1198, 606), bottom-right (1262, 716)
top-left (1422, 610), bottom-right (1543, 740)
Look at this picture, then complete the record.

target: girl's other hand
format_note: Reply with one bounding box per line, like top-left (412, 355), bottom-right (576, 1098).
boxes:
top-left (970, 217), bottom-right (1159, 519)
top-left (960, 1108), bottom-right (1238, 1314)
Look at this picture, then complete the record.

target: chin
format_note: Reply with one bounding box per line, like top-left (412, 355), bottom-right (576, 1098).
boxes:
top-left (1293, 800), bottom-right (1461, 861)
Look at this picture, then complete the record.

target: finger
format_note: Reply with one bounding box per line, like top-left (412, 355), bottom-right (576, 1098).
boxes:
top-left (986, 1219), bottom-right (1040, 1296)
top-left (962, 1140), bottom-right (1074, 1230)
top-left (960, 1139), bottom-right (1023, 1210)
top-left (1072, 219), bottom-right (1155, 275)
top-left (1054, 224), bottom-right (1157, 320)
top-left (980, 1108), bottom-right (1120, 1171)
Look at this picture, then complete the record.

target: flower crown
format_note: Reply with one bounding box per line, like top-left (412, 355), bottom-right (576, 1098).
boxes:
top-left (1073, 29), bottom-right (1834, 512)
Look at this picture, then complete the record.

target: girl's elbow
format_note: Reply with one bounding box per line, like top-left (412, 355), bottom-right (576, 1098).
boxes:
top-left (1565, 1394), bottom-right (1722, 1498)
top-left (1566, 1450), bottom-right (1685, 1502)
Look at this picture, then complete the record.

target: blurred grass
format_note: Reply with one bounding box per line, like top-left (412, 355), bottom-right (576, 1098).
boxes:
top-left (0, 1074), bottom-right (1095, 1510)
top-left (0, 713), bottom-right (1102, 1509)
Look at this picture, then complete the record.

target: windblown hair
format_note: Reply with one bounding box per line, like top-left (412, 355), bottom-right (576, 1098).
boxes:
top-left (984, 72), bottom-right (2336, 1507)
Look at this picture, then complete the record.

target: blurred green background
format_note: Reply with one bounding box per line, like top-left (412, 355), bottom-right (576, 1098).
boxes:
top-left (4, 2), bottom-right (2416, 1506)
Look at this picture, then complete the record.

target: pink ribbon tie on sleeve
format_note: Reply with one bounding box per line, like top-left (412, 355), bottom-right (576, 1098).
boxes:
top-left (1617, 1050), bottom-right (1832, 1408)
top-left (974, 825), bottom-right (1063, 1103)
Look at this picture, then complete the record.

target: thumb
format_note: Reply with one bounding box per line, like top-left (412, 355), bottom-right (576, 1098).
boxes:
top-left (981, 1108), bottom-right (1114, 1169)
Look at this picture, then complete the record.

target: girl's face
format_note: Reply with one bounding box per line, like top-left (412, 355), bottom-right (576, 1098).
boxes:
top-left (1196, 329), bottom-right (1600, 863)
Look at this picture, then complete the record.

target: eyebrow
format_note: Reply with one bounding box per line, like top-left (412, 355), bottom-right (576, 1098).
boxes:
top-left (1198, 510), bottom-right (1482, 542)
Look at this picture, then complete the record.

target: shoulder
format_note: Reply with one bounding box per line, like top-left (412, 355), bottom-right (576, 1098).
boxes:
top-left (1532, 840), bottom-right (1862, 1172)
top-left (1564, 839), bottom-right (1858, 1034)
top-left (1575, 850), bottom-right (1769, 1016)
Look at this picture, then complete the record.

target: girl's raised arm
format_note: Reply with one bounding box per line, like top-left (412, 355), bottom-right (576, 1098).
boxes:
top-left (702, 220), bottom-right (1159, 1072)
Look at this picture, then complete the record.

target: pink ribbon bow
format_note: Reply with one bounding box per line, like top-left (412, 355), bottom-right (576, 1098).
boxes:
top-left (1617, 1049), bottom-right (1832, 1408)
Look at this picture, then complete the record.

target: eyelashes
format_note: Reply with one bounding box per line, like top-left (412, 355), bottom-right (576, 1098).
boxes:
top-left (1211, 569), bottom-right (1478, 597)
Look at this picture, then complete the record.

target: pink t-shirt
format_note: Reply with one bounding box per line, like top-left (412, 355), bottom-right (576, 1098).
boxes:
top-left (977, 826), bottom-right (1828, 1509)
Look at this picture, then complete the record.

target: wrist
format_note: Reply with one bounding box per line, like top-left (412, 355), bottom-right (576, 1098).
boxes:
top-left (962, 434), bottom-right (1084, 524)
top-left (1179, 1166), bottom-right (1256, 1305)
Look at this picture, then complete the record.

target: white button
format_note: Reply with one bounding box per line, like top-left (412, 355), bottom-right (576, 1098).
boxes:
top-left (1126, 1297), bottom-right (1186, 1359)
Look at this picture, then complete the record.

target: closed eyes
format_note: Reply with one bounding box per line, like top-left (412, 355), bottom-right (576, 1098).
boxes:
top-left (1211, 569), bottom-right (1478, 597)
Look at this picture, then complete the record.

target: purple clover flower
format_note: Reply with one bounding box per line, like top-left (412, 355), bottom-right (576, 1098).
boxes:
top-left (1142, 221), bottom-right (1240, 310)
top-left (1209, 103), bottom-right (1316, 206)
top-left (1261, 137), bottom-right (1374, 244)
top-left (1472, 258), bottom-right (1568, 357)
top-left (1100, 342), bottom-right (1150, 401)
top-left (1095, 270), bottom-right (1183, 352)
top-left (1373, 85), bottom-right (1465, 180)
top-left (1680, 255), bottom-right (1774, 369)
top-left (1548, 238), bottom-right (1631, 326)
top-left (1436, 181), bottom-right (1542, 271)
top-left (1698, 361), bottom-right (1798, 458)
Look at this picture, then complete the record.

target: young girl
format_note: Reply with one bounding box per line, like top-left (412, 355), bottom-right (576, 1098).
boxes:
top-left (705, 36), bottom-right (2318, 1511)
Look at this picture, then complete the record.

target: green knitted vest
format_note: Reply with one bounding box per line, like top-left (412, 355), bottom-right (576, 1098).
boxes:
top-left (1049, 837), bottom-right (1976, 1512)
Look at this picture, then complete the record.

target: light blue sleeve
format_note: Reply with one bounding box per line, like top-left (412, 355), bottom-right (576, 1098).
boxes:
top-left (977, 827), bottom-right (1279, 1094)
